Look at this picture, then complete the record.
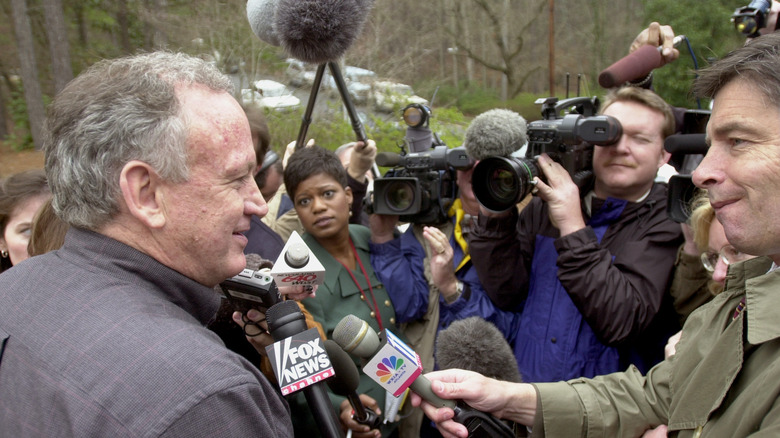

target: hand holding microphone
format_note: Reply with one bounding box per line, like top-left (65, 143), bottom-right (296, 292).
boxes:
top-left (322, 340), bottom-right (383, 434)
top-left (629, 22), bottom-right (679, 66)
top-left (333, 315), bottom-right (515, 437)
top-left (409, 369), bottom-right (537, 438)
top-left (346, 140), bottom-right (377, 183)
top-left (598, 31), bottom-right (686, 89)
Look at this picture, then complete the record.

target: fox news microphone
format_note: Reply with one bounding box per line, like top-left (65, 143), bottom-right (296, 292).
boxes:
top-left (323, 340), bottom-right (382, 430)
top-left (598, 35), bottom-right (686, 88)
top-left (333, 315), bottom-right (515, 438)
top-left (462, 109), bottom-right (527, 161)
top-left (266, 301), bottom-right (344, 438)
top-left (436, 317), bottom-right (522, 383)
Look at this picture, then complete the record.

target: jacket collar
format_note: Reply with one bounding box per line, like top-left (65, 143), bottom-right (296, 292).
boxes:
top-left (726, 256), bottom-right (780, 344)
top-left (62, 227), bottom-right (221, 325)
top-left (302, 225), bottom-right (370, 295)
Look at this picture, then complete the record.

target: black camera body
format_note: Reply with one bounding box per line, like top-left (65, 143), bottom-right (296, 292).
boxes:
top-left (219, 267), bottom-right (282, 314)
top-left (369, 103), bottom-right (473, 225)
top-left (665, 109), bottom-right (711, 223)
top-left (472, 96), bottom-right (622, 212)
top-left (372, 145), bottom-right (472, 224)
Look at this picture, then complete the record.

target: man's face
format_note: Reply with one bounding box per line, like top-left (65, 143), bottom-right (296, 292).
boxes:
top-left (592, 100), bottom-right (670, 201)
top-left (693, 78), bottom-right (780, 261)
top-left (159, 85), bottom-right (267, 287)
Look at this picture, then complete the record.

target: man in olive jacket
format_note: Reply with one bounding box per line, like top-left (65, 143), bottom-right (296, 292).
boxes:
top-left (412, 31), bottom-right (780, 438)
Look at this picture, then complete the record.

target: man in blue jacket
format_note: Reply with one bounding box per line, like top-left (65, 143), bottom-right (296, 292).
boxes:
top-left (470, 86), bottom-right (683, 383)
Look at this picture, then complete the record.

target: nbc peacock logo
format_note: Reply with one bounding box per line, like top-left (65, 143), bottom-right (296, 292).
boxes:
top-left (375, 356), bottom-right (404, 382)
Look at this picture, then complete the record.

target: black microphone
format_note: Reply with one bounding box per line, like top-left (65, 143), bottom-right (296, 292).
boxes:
top-left (333, 315), bottom-right (515, 438)
top-left (266, 301), bottom-right (344, 438)
top-left (322, 340), bottom-right (382, 430)
top-left (462, 109), bottom-right (528, 161)
top-left (664, 133), bottom-right (708, 155)
top-left (436, 317), bottom-right (522, 383)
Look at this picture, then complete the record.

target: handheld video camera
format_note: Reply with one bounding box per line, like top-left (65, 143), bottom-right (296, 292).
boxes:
top-left (369, 104), bottom-right (473, 224)
top-left (472, 96), bottom-right (622, 212)
top-left (665, 109), bottom-right (710, 223)
top-left (732, 0), bottom-right (772, 37)
top-left (219, 267), bottom-right (282, 315)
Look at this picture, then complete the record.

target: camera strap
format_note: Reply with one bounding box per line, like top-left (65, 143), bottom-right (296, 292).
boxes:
top-left (448, 199), bottom-right (472, 273)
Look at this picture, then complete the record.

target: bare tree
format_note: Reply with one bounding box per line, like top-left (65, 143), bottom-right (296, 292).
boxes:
top-left (43, 0), bottom-right (73, 93)
top-left (445, 0), bottom-right (547, 99)
top-left (10, 0), bottom-right (45, 149)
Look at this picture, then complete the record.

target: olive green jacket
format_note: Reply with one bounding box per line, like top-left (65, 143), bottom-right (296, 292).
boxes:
top-left (533, 256), bottom-right (780, 437)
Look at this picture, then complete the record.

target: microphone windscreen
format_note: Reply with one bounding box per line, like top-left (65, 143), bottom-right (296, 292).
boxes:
top-left (333, 315), bottom-right (380, 358)
top-left (275, 0), bottom-right (373, 64)
top-left (247, 0), bottom-right (281, 47)
top-left (323, 340), bottom-right (360, 395)
top-left (664, 133), bottom-right (708, 155)
top-left (436, 317), bottom-right (522, 383)
top-left (598, 45), bottom-right (663, 88)
top-left (463, 109), bottom-right (527, 161)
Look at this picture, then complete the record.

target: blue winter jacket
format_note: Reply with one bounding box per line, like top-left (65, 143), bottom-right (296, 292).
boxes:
top-left (369, 217), bottom-right (521, 361)
top-left (470, 184), bottom-right (682, 383)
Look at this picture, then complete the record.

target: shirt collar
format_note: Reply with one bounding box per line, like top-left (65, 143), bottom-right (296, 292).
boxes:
top-left (63, 227), bottom-right (221, 325)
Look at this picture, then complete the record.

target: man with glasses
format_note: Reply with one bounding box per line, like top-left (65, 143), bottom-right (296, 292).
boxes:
top-left (414, 31), bottom-right (780, 438)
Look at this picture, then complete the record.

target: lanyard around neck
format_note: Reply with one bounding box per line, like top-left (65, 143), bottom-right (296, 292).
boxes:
top-left (336, 238), bottom-right (384, 331)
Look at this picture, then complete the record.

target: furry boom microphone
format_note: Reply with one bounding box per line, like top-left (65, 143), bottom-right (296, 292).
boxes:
top-left (463, 109), bottom-right (528, 161)
top-left (248, 0), bottom-right (374, 64)
top-left (246, 0), bottom-right (280, 47)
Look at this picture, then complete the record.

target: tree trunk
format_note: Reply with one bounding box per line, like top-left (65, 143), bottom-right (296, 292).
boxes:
top-left (10, 0), bottom-right (46, 150)
top-left (43, 0), bottom-right (74, 94)
top-left (116, 0), bottom-right (132, 54)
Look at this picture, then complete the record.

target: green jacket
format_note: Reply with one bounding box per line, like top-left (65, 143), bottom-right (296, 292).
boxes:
top-left (290, 224), bottom-right (400, 437)
top-left (533, 256), bottom-right (780, 437)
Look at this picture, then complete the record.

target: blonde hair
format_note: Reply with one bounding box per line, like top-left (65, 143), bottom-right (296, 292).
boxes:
top-left (686, 190), bottom-right (723, 295)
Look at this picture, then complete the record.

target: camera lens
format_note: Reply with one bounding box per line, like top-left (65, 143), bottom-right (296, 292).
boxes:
top-left (385, 180), bottom-right (416, 212)
top-left (472, 156), bottom-right (538, 212)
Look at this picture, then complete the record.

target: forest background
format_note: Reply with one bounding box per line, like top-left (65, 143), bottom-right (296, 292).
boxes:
top-left (0, 0), bottom-right (748, 175)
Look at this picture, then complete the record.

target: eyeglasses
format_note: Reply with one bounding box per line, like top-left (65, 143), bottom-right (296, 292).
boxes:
top-left (700, 245), bottom-right (751, 272)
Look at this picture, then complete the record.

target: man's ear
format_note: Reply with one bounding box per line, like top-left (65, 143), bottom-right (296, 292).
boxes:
top-left (119, 160), bottom-right (166, 229)
top-left (658, 147), bottom-right (672, 168)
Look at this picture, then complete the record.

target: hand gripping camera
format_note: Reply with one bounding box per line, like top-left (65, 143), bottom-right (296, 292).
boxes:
top-left (472, 96), bottom-right (622, 212)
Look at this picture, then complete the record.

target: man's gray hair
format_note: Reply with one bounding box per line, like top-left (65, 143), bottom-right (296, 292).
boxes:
top-left (43, 51), bottom-right (233, 230)
top-left (693, 32), bottom-right (780, 106)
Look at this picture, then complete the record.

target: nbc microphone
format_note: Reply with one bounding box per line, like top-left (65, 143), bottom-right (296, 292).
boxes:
top-left (333, 315), bottom-right (515, 438)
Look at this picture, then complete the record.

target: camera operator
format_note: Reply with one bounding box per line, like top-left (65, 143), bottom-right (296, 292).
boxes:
top-left (470, 86), bottom-right (683, 384)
